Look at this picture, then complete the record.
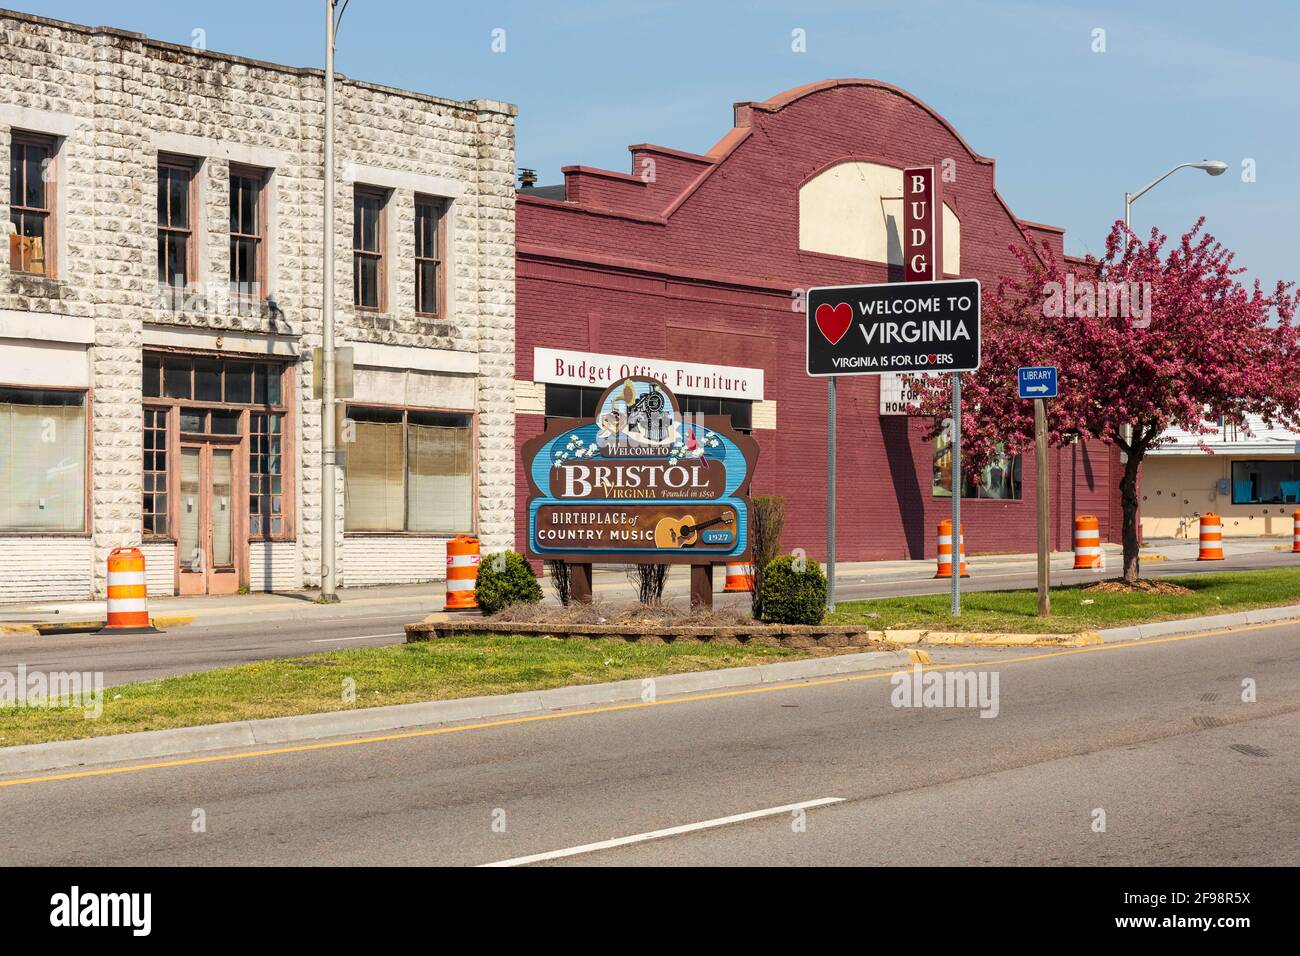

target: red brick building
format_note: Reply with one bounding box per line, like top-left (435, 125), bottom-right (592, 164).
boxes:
top-left (514, 79), bottom-right (1119, 562)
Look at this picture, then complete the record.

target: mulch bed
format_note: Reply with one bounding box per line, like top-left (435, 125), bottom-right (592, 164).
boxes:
top-left (407, 601), bottom-right (897, 649)
top-left (1084, 578), bottom-right (1195, 596)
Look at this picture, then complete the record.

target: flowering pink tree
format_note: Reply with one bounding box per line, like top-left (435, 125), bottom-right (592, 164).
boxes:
top-left (911, 219), bottom-right (1300, 583)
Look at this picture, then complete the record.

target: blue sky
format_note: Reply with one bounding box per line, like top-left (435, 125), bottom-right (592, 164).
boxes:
top-left (19, 0), bottom-right (1299, 286)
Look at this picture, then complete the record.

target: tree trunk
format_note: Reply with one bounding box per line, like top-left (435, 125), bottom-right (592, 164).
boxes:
top-left (1119, 449), bottom-right (1144, 583)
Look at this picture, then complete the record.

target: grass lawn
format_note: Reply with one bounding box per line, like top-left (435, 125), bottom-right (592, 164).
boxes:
top-left (0, 635), bottom-right (805, 749)
top-left (831, 567), bottom-right (1300, 635)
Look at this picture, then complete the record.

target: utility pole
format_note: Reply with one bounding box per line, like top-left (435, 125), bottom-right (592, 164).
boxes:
top-left (319, 0), bottom-right (342, 602)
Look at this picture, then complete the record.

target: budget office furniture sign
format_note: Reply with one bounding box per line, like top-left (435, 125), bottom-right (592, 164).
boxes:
top-left (534, 347), bottom-right (764, 402)
top-left (522, 376), bottom-right (758, 564)
top-left (805, 278), bottom-right (981, 375)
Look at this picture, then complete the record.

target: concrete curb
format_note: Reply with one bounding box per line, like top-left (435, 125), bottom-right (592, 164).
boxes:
top-left (0, 649), bottom-right (913, 776)
top-left (919, 630), bottom-right (1102, 647)
top-left (1096, 603), bottom-right (1300, 643)
top-left (1, 614), bottom-right (196, 636)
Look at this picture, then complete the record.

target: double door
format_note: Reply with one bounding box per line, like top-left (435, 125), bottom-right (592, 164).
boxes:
top-left (177, 441), bottom-right (242, 595)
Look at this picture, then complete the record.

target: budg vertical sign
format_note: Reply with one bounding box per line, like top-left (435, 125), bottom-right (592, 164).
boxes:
top-left (805, 277), bottom-right (981, 375)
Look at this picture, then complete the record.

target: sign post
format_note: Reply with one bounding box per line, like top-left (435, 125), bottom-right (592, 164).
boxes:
top-left (806, 276), bottom-right (981, 613)
top-left (826, 375), bottom-right (836, 612)
top-left (806, 165), bottom-right (979, 616)
top-left (1018, 366), bottom-right (1059, 617)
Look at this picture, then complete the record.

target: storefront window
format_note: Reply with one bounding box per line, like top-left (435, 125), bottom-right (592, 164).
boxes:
top-left (0, 388), bottom-right (86, 532)
top-left (249, 413), bottom-right (284, 536)
top-left (344, 406), bottom-right (473, 533)
top-left (933, 427), bottom-right (1021, 500)
top-left (140, 353), bottom-right (292, 541)
top-left (1231, 460), bottom-right (1300, 504)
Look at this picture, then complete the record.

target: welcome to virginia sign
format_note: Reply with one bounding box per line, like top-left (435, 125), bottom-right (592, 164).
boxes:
top-left (521, 376), bottom-right (758, 564)
top-left (805, 277), bottom-right (981, 376)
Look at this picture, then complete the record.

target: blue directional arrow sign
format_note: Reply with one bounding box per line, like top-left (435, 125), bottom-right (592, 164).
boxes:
top-left (1017, 366), bottom-right (1058, 399)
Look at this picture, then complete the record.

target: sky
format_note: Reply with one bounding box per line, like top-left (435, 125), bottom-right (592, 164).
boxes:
top-left (16, 0), bottom-right (1299, 287)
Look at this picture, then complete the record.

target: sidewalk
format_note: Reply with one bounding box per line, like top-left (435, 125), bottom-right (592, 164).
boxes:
top-left (0, 537), bottom-right (1288, 630)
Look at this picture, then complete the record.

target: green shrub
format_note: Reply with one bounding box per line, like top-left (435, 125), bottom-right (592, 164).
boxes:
top-left (759, 554), bottom-right (827, 625)
top-left (475, 551), bottom-right (543, 614)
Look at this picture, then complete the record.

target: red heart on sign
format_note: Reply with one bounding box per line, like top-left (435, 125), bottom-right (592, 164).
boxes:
top-left (814, 302), bottom-right (853, 346)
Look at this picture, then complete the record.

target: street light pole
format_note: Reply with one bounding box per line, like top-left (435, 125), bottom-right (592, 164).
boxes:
top-left (1118, 159), bottom-right (1227, 456)
top-left (319, 0), bottom-right (344, 602)
top-left (1124, 160), bottom-right (1228, 232)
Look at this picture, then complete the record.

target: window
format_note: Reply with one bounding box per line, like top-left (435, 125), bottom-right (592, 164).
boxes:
top-left (544, 384), bottom-right (753, 433)
top-left (415, 195), bottom-right (444, 315)
top-left (143, 408), bottom-right (169, 537)
top-left (933, 429), bottom-right (1022, 499)
top-left (9, 133), bottom-right (55, 276)
top-left (141, 353), bottom-right (292, 541)
top-left (142, 354), bottom-right (280, 408)
top-left (230, 166), bottom-right (266, 300)
top-left (543, 384), bottom-right (603, 427)
top-left (1231, 460), bottom-right (1300, 504)
top-left (158, 157), bottom-right (197, 295)
top-left (678, 394), bottom-right (753, 434)
top-left (0, 388), bottom-right (85, 532)
top-left (353, 187), bottom-right (386, 310)
top-left (344, 407), bottom-right (473, 533)
top-left (249, 412), bottom-right (284, 536)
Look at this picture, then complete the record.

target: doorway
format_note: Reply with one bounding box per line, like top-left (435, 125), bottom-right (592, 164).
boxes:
top-left (177, 442), bottom-right (242, 595)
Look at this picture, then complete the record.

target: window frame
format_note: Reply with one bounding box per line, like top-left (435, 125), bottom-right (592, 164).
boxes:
top-left (932, 430), bottom-right (1023, 501)
top-left (1230, 459), bottom-right (1300, 505)
top-left (414, 194), bottom-right (446, 318)
top-left (229, 163), bottom-right (269, 303)
top-left (142, 405), bottom-right (171, 540)
top-left (9, 130), bottom-right (58, 278)
top-left (342, 401), bottom-right (477, 536)
top-left (352, 186), bottom-right (388, 313)
top-left (157, 154), bottom-right (200, 299)
top-left (140, 351), bottom-right (295, 543)
top-left (0, 382), bottom-right (91, 537)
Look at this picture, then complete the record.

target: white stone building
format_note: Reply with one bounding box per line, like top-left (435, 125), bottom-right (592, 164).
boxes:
top-left (0, 10), bottom-right (516, 602)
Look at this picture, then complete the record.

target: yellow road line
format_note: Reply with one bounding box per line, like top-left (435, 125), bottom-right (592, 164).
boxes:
top-left (0, 618), bottom-right (1284, 790)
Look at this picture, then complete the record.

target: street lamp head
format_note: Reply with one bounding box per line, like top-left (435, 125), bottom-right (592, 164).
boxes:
top-left (1194, 160), bottom-right (1229, 176)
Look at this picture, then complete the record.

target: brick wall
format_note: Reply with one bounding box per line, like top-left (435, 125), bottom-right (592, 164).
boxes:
top-left (514, 79), bottom-right (1121, 561)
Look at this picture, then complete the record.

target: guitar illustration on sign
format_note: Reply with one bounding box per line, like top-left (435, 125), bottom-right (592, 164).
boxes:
top-left (652, 512), bottom-right (734, 549)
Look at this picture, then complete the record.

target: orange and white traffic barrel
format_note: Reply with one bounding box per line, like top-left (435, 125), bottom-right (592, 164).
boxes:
top-left (1073, 515), bottom-right (1103, 570)
top-left (1293, 509), bottom-right (1300, 554)
top-left (99, 547), bottom-right (159, 634)
top-left (445, 534), bottom-right (481, 611)
top-left (934, 519), bottom-right (969, 578)
top-left (723, 561), bottom-right (755, 592)
top-left (1198, 513), bottom-right (1224, 561)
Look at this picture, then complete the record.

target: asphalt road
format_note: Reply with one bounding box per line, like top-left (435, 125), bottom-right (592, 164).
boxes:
top-left (2, 546), bottom-right (1296, 687)
top-left (1, 618), bottom-right (1295, 865)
